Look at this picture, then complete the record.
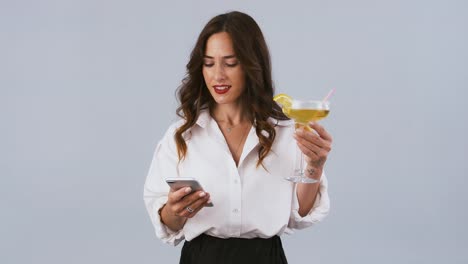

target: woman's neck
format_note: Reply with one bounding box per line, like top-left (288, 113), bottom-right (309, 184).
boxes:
top-left (211, 102), bottom-right (249, 126)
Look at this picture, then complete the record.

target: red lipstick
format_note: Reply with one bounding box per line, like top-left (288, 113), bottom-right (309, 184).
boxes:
top-left (213, 85), bottom-right (231, 94)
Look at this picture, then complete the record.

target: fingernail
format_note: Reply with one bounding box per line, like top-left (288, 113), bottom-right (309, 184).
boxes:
top-left (207, 199), bottom-right (212, 203)
top-left (185, 187), bottom-right (192, 193)
top-left (199, 192), bottom-right (206, 197)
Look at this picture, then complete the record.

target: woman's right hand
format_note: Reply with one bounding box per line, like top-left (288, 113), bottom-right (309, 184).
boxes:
top-left (162, 187), bottom-right (211, 230)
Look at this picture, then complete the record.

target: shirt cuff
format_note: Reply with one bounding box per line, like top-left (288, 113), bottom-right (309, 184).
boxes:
top-left (288, 174), bottom-right (330, 230)
top-left (151, 197), bottom-right (185, 246)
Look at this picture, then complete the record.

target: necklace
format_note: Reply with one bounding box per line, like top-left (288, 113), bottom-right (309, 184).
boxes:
top-left (216, 120), bottom-right (239, 133)
top-left (233, 123), bottom-right (250, 156)
top-left (216, 119), bottom-right (251, 160)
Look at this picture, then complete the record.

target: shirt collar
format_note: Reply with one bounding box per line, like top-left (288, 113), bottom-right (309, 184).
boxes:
top-left (195, 109), bottom-right (211, 128)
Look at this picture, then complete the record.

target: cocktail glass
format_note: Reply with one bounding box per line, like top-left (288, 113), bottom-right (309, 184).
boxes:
top-left (274, 94), bottom-right (330, 183)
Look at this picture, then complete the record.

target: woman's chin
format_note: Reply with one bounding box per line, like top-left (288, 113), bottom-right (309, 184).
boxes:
top-left (212, 95), bottom-right (230, 104)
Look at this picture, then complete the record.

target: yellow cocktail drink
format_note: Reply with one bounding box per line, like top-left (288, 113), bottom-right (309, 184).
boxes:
top-left (287, 108), bottom-right (330, 124)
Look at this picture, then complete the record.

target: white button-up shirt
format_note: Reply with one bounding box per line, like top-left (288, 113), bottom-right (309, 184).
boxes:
top-left (143, 109), bottom-right (330, 246)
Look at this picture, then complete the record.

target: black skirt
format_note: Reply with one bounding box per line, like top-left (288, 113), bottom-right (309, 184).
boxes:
top-left (180, 234), bottom-right (288, 264)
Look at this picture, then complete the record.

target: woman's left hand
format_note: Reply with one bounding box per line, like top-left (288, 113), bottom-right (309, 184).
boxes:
top-left (293, 122), bottom-right (333, 180)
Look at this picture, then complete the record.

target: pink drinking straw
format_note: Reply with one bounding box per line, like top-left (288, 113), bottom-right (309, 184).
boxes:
top-left (322, 88), bottom-right (336, 103)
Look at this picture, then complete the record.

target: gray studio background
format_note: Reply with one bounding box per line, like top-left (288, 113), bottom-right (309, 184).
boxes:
top-left (2, 0), bottom-right (467, 263)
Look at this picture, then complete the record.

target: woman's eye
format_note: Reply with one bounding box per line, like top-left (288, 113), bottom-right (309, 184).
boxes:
top-left (226, 62), bottom-right (238, 67)
top-left (203, 61), bottom-right (238, 67)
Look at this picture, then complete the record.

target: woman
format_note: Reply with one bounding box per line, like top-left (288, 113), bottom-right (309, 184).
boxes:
top-left (144, 11), bottom-right (332, 264)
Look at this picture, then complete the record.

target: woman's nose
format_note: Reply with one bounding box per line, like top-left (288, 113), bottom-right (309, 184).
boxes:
top-left (214, 65), bottom-right (226, 81)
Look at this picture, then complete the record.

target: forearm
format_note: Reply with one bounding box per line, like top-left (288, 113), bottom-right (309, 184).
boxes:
top-left (160, 204), bottom-right (187, 232)
top-left (296, 166), bottom-right (322, 217)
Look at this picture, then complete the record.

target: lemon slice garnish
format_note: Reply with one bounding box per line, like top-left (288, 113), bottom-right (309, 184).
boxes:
top-left (273, 93), bottom-right (293, 116)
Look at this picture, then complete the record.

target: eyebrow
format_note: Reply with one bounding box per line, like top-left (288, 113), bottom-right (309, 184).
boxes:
top-left (203, 55), bottom-right (237, 59)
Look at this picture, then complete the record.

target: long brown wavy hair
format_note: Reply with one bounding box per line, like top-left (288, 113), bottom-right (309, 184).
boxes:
top-left (175, 11), bottom-right (288, 167)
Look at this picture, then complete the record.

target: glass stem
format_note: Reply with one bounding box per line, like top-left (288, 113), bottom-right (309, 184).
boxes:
top-left (298, 123), bottom-right (308, 177)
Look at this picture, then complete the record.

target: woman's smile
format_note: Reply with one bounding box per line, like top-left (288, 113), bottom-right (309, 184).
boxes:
top-left (213, 85), bottom-right (232, 94)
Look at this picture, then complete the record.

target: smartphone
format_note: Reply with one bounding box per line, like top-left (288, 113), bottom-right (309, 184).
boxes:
top-left (165, 177), bottom-right (213, 207)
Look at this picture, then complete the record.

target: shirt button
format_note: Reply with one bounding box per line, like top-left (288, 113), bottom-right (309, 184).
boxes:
top-left (233, 209), bottom-right (239, 213)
